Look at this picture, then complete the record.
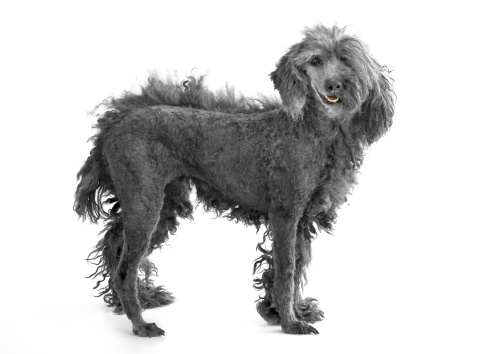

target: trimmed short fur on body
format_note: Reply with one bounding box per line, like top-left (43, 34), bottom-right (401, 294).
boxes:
top-left (75, 24), bottom-right (395, 337)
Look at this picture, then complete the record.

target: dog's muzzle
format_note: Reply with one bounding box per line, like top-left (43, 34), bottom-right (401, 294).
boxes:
top-left (313, 86), bottom-right (342, 106)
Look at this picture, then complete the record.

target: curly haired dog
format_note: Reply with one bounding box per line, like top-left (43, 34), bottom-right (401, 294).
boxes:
top-left (75, 24), bottom-right (394, 337)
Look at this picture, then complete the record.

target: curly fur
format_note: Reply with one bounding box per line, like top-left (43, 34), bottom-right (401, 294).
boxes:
top-left (75, 24), bottom-right (394, 337)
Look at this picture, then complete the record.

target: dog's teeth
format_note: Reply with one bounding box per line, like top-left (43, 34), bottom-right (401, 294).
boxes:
top-left (324, 95), bottom-right (339, 103)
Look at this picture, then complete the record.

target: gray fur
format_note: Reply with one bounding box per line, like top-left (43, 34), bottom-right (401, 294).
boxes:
top-left (75, 24), bottom-right (395, 337)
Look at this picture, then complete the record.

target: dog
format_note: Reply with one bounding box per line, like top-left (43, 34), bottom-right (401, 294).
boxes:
top-left (74, 24), bottom-right (395, 337)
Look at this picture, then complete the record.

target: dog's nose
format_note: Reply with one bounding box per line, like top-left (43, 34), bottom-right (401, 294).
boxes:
top-left (325, 79), bottom-right (343, 94)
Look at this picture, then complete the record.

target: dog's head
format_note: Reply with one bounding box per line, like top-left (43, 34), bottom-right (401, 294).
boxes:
top-left (271, 24), bottom-right (395, 144)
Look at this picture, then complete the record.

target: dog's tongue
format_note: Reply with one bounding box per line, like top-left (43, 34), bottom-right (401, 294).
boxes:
top-left (327, 96), bottom-right (338, 100)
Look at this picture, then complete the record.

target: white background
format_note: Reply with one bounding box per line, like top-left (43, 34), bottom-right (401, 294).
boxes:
top-left (1, 0), bottom-right (483, 353)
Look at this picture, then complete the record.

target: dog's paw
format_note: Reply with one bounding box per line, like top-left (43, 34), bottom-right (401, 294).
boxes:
top-left (132, 322), bottom-right (165, 337)
top-left (281, 321), bottom-right (319, 335)
top-left (296, 297), bottom-right (324, 324)
top-left (256, 298), bottom-right (281, 325)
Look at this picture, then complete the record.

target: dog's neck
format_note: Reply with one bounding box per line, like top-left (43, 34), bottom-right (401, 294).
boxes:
top-left (298, 99), bottom-right (350, 139)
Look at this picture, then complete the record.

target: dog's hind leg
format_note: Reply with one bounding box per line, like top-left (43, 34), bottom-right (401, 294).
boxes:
top-left (137, 178), bottom-right (193, 310)
top-left (114, 189), bottom-right (166, 337)
top-left (135, 221), bottom-right (174, 311)
top-left (270, 213), bottom-right (319, 335)
top-left (87, 215), bottom-right (125, 313)
top-left (106, 145), bottom-right (170, 337)
top-left (89, 179), bottom-right (191, 314)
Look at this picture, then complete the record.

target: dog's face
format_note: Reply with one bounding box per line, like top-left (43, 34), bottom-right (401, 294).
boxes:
top-left (304, 54), bottom-right (355, 120)
top-left (271, 24), bottom-right (394, 143)
top-left (299, 32), bottom-right (386, 123)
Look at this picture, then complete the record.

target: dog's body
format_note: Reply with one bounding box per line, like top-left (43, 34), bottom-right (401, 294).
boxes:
top-left (75, 24), bottom-right (394, 336)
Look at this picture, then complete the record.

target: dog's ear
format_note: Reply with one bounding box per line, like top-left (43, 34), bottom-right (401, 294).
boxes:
top-left (270, 44), bottom-right (309, 119)
top-left (355, 68), bottom-right (395, 144)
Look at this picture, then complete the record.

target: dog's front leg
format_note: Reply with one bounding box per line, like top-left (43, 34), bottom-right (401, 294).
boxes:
top-left (270, 212), bottom-right (319, 335)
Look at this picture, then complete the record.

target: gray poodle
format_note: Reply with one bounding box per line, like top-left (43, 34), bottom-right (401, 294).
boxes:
top-left (75, 24), bottom-right (395, 337)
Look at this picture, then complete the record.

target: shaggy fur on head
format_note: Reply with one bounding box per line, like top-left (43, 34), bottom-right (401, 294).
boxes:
top-left (75, 24), bottom-right (394, 337)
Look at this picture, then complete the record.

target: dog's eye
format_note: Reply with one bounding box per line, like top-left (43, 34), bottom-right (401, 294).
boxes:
top-left (310, 56), bottom-right (322, 67)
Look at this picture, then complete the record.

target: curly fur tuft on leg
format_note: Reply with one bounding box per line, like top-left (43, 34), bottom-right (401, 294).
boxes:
top-left (253, 232), bottom-right (280, 324)
top-left (86, 214), bottom-right (175, 313)
top-left (253, 223), bottom-right (324, 325)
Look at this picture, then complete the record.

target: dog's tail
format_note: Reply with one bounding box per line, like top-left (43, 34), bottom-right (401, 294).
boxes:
top-left (74, 113), bottom-right (117, 223)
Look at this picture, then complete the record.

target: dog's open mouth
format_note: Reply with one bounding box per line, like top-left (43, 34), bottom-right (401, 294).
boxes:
top-left (323, 95), bottom-right (340, 104)
top-left (312, 85), bottom-right (342, 107)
